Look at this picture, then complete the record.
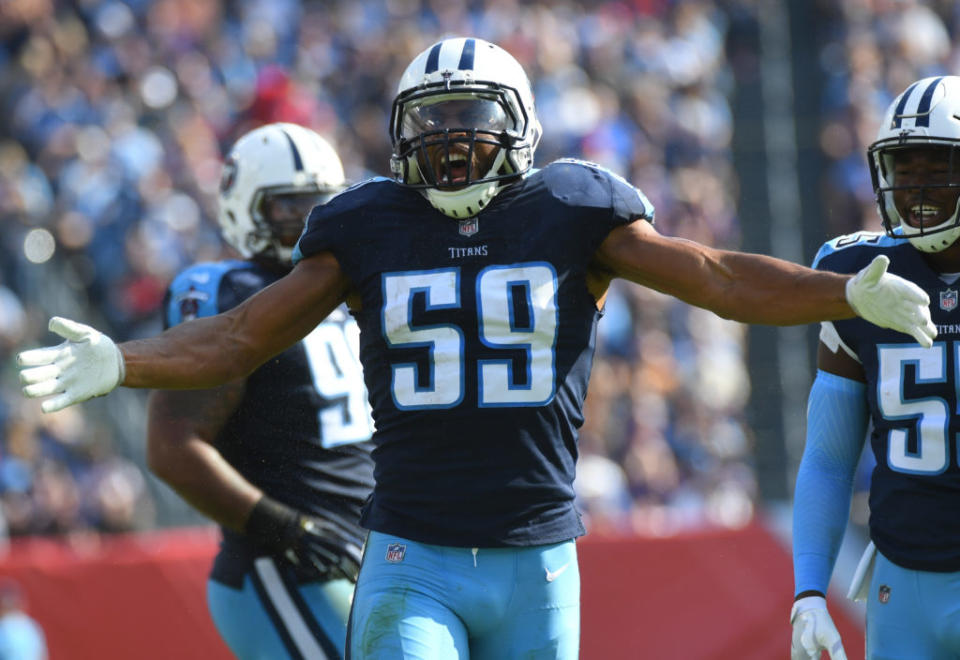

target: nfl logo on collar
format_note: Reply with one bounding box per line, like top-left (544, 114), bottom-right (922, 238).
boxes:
top-left (940, 289), bottom-right (958, 312)
top-left (458, 218), bottom-right (478, 237)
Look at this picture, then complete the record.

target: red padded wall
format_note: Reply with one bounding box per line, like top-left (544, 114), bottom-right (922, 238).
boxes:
top-left (0, 523), bottom-right (863, 659)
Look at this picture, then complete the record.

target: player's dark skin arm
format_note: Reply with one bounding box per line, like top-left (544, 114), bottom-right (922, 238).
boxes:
top-left (817, 338), bottom-right (867, 382)
top-left (120, 252), bottom-right (347, 389)
top-left (146, 383), bottom-right (261, 533)
top-left (588, 220), bottom-right (856, 324)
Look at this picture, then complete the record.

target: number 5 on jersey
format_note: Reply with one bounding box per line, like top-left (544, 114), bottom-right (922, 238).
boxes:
top-left (383, 264), bottom-right (559, 410)
top-left (879, 343), bottom-right (952, 473)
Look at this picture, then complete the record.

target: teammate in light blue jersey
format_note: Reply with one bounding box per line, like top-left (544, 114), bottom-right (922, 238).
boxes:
top-left (146, 123), bottom-right (374, 660)
top-left (19, 39), bottom-right (937, 659)
top-left (791, 76), bottom-right (960, 660)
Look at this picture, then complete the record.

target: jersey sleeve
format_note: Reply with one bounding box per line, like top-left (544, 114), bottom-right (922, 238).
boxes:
top-left (544, 159), bottom-right (653, 226)
top-left (603, 165), bottom-right (655, 225)
top-left (811, 231), bottom-right (889, 272)
top-left (293, 178), bottom-right (389, 266)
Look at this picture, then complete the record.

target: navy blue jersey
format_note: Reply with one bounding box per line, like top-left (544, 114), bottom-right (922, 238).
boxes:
top-left (163, 260), bottom-right (375, 583)
top-left (294, 159), bottom-right (652, 547)
top-left (814, 230), bottom-right (960, 571)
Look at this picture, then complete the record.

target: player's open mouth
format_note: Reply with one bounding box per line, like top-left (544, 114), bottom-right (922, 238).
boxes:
top-left (439, 153), bottom-right (470, 186)
top-left (908, 204), bottom-right (942, 226)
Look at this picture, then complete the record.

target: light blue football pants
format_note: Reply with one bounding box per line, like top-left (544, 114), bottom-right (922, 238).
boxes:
top-left (207, 556), bottom-right (355, 660)
top-left (866, 550), bottom-right (960, 659)
top-left (347, 531), bottom-right (580, 659)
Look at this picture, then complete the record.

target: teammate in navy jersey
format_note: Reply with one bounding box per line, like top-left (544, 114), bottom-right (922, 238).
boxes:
top-left (790, 76), bottom-right (960, 660)
top-left (18, 39), bottom-right (938, 659)
top-left (145, 123), bottom-right (374, 660)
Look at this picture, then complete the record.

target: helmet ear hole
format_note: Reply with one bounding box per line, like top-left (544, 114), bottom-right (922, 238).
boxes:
top-left (225, 210), bottom-right (237, 225)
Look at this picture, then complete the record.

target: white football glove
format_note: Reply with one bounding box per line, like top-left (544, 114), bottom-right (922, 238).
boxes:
top-left (846, 255), bottom-right (935, 348)
top-left (790, 596), bottom-right (848, 660)
top-left (17, 317), bottom-right (125, 413)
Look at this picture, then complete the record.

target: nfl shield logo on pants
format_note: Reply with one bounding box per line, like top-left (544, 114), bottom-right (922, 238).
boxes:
top-left (458, 218), bottom-right (479, 237)
top-left (385, 543), bottom-right (406, 563)
top-left (941, 289), bottom-right (958, 312)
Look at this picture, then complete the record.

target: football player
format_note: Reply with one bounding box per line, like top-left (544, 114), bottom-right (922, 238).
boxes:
top-left (791, 76), bottom-right (960, 659)
top-left (145, 123), bottom-right (374, 660)
top-left (20, 39), bottom-right (936, 659)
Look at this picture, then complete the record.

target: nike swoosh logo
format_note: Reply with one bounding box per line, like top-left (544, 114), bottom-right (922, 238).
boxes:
top-left (545, 561), bottom-right (571, 582)
top-left (190, 272), bottom-right (211, 283)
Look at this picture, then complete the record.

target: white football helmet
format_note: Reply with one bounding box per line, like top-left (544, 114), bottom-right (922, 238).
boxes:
top-left (869, 75), bottom-right (960, 252)
top-left (389, 37), bottom-right (542, 219)
top-left (218, 122), bottom-right (345, 264)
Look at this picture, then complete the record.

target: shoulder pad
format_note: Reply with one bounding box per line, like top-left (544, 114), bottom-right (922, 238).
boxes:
top-left (812, 231), bottom-right (903, 270)
top-left (537, 159), bottom-right (653, 220)
top-left (315, 177), bottom-right (395, 215)
top-left (295, 178), bottom-right (417, 265)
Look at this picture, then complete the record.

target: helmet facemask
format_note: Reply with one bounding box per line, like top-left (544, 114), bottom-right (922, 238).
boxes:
top-left (869, 141), bottom-right (960, 253)
top-left (869, 76), bottom-right (960, 253)
top-left (392, 88), bottom-right (530, 218)
top-left (389, 39), bottom-right (542, 220)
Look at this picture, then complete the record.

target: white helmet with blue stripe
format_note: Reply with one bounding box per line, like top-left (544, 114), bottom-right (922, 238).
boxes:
top-left (389, 37), bottom-right (542, 219)
top-left (218, 123), bottom-right (345, 265)
top-left (869, 75), bottom-right (960, 253)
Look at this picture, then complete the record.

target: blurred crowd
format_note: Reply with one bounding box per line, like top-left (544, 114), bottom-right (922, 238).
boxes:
top-left (0, 0), bottom-right (954, 545)
top-left (818, 0), bottom-right (960, 238)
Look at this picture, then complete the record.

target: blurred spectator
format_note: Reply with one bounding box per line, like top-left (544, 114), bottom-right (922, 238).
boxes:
top-left (817, 0), bottom-right (958, 236)
top-left (0, 283), bottom-right (27, 360)
top-left (0, 578), bottom-right (47, 660)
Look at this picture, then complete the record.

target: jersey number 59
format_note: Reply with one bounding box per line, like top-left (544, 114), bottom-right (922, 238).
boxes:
top-left (382, 264), bottom-right (559, 410)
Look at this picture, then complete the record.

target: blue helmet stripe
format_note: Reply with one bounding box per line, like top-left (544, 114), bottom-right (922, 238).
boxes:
top-left (893, 81), bottom-right (920, 128)
top-left (458, 38), bottom-right (476, 70)
top-left (915, 76), bottom-right (944, 127)
top-left (279, 128), bottom-right (304, 171)
top-left (424, 42), bottom-right (443, 74)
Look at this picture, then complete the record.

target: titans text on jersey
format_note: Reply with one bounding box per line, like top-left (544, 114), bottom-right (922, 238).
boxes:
top-left (293, 159), bottom-right (652, 548)
top-left (815, 230), bottom-right (960, 571)
top-left (448, 246), bottom-right (489, 258)
top-left (164, 260), bottom-right (375, 584)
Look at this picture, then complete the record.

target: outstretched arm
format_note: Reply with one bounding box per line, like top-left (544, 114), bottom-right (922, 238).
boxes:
top-left (593, 221), bottom-right (934, 344)
top-left (122, 252), bottom-right (348, 388)
top-left (19, 252), bottom-right (348, 411)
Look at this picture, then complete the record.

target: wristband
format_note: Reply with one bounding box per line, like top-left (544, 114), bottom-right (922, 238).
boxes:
top-left (244, 495), bottom-right (300, 550)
